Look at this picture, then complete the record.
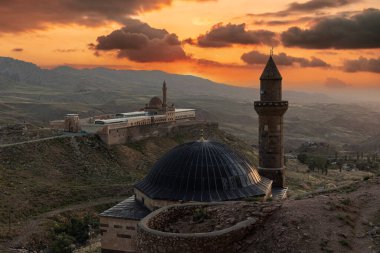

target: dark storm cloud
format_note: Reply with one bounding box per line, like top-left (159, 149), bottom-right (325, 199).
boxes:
top-left (250, 0), bottom-right (359, 17)
top-left (253, 16), bottom-right (316, 26)
top-left (184, 23), bottom-right (278, 47)
top-left (343, 57), bottom-right (380, 73)
top-left (0, 0), bottom-right (214, 33)
top-left (92, 19), bottom-right (188, 62)
top-left (281, 8), bottom-right (380, 49)
top-left (241, 50), bottom-right (330, 68)
top-left (12, 48), bottom-right (23, 52)
top-left (287, 0), bottom-right (359, 12)
top-left (324, 78), bottom-right (350, 88)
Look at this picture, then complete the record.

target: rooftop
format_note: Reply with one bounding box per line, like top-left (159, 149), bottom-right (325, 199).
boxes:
top-left (135, 141), bottom-right (272, 202)
top-left (175, 108), bottom-right (196, 112)
top-left (100, 196), bottom-right (150, 220)
top-left (260, 56), bottom-right (282, 80)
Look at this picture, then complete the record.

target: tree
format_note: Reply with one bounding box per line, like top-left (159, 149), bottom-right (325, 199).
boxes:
top-left (308, 159), bottom-right (317, 171)
top-left (297, 153), bottom-right (308, 164)
top-left (50, 233), bottom-right (75, 253)
top-left (337, 160), bottom-right (343, 172)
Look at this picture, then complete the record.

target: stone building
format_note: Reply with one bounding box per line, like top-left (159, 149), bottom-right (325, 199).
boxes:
top-left (99, 55), bottom-right (289, 252)
top-left (143, 81), bottom-right (176, 122)
top-left (64, 114), bottom-right (80, 133)
top-left (50, 81), bottom-right (196, 145)
top-left (254, 55), bottom-right (288, 192)
top-left (100, 139), bottom-right (272, 253)
top-left (92, 81), bottom-right (195, 145)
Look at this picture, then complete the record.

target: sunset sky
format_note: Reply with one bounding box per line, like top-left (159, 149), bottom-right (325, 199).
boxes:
top-left (0, 0), bottom-right (379, 96)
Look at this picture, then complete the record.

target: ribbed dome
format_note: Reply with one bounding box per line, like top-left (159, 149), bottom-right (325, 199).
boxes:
top-left (148, 96), bottom-right (162, 108)
top-left (135, 141), bottom-right (272, 202)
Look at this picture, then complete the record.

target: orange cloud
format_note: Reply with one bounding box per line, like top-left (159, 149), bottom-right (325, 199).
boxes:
top-left (241, 50), bottom-right (330, 68)
top-left (184, 23), bottom-right (278, 47)
top-left (0, 0), bottom-right (215, 33)
top-left (91, 19), bottom-right (188, 62)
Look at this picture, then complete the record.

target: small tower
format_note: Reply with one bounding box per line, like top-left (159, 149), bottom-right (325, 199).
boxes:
top-left (64, 114), bottom-right (80, 133)
top-left (162, 80), bottom-right (167, 108)
top-left (254, 55), bottom-right (288, 189)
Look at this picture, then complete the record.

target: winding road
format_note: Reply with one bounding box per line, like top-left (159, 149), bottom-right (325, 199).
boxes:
top-left (0, 132), bottom-right (88, 148)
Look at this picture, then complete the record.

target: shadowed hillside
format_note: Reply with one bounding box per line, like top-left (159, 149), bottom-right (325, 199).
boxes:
top-left (0, 124), bottom-right (259, 249)
top-left (0, 123), bottom-right (373, 252)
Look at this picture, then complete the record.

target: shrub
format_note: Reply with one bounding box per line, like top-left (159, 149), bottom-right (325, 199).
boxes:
top-left (193, 207), bottom-right (208, 223)
top-left (50, 233), bottom-right (75, 253)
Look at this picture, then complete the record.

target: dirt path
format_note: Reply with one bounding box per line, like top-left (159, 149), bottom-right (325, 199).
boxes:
top-left (0, 132), bottom-right (87, 148)
top-left (8, 196), bottom-right (127, 249)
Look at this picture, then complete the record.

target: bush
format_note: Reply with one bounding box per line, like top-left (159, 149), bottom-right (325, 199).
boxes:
top-left (50, 233), bottom-right (75, 253)
top-left (50, 214), bottom-right (98, 252)
top-left (297, 153), bottom-right (308, 164)
top-left (193, 207), bottom-right (208, 223)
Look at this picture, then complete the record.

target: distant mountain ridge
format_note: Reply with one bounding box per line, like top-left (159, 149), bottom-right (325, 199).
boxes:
top-left (0, 56), bottom-right (331, 103)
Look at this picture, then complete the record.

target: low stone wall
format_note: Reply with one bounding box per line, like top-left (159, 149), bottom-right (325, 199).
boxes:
top-left (136, 202), bottom-right (258, 253)
top-left (99, 120), bottom-right (218, 146)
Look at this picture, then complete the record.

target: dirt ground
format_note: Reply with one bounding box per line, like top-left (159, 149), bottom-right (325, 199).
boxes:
top-left (241, 177), bottom-right (380, 253)
top-left (159, 202), bottom-right (281, 233)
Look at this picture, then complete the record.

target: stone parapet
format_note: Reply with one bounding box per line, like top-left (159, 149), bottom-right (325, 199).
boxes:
top-left (136, 202), bottom-right (258, 253)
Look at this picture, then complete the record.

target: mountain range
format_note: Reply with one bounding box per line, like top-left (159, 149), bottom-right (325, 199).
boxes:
top-left (1, 56), bottom-right (379, 150)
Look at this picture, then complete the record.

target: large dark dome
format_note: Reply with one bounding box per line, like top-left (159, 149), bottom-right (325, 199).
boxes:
top-left (135, 141), bottom-right (272, 202)
top-left (148, 96), bottom-right (162, 108)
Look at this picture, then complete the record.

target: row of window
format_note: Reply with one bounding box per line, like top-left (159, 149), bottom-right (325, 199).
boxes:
top-left (117, 234), bottom-right (131, 238)
top-left (100, 223), bottom-right (136, 230)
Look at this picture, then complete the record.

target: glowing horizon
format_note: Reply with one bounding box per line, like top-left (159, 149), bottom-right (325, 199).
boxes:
top-left (0, 0), bottom-right (379, 95)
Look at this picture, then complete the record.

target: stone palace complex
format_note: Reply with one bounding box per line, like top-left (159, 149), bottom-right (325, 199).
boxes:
top-left (50, 81), bottom-right (196, 145)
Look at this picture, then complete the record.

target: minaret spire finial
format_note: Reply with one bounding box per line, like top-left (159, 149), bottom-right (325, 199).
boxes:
top-left (199, 128), bottom-right (205, 142)
top-left (270, 46), bottom-right (274, 56)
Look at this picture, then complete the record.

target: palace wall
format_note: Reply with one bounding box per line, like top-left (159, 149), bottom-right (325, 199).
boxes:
top-left (98, 120), bottom-right (217, 146)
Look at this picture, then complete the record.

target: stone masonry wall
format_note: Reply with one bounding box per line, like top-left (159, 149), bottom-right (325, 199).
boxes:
top-left (136, 203), bottom-right (258, 253)
top-left (99, 120), bottom-right (218, 146)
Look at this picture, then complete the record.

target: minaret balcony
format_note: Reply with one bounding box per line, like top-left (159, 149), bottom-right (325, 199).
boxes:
top-left (254, 101), bottom-right (288, 107)
top-left (254, 101), bottom-right (288, 116)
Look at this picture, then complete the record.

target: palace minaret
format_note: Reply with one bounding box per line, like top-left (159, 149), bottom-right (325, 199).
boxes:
top-left (162, 80), bottom-right (167, 108)
top-left (254, 55), bottom-right (288, 188)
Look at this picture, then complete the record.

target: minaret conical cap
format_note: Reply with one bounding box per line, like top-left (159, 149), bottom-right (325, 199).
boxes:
top-left (260, 56), bottom-right (282, 80)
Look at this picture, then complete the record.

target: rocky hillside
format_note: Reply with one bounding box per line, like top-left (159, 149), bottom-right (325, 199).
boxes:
top-left (242, 177), bottom-right (380, 253)
top-left (0, 123), bottom-right (375, 252)
top-left (0, 124), bottom-right (257, 247)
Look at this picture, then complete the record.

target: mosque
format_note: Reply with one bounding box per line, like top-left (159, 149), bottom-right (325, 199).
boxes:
top-left (50, 81), bottom-right (196, 145)
top-left (99, 55), bottom-right (288, 253)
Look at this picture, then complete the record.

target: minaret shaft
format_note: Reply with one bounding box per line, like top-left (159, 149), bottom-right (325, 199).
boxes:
top-left (162, 81), bottom-right (167, 108)
top-left (254, 56), bottom-right (288, 188)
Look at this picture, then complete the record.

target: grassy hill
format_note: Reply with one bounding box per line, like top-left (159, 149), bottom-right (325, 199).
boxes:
top-left (0, 125), bottom-right (258, 245)
top-left (0, 123), bottom-right (374, 251)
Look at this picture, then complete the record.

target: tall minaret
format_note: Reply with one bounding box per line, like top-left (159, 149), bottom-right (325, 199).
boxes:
top-left (254, 55), bottom-right (288, 189)
top-left (162, 80), bottom-right (167, 108)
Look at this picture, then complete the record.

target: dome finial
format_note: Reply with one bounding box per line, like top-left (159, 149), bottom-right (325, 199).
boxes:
top-left (199, 128), bottom-right (205, 142)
